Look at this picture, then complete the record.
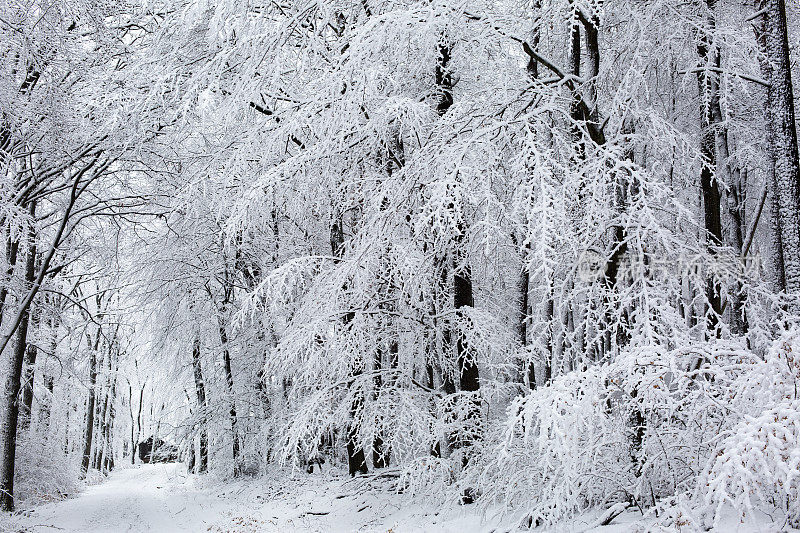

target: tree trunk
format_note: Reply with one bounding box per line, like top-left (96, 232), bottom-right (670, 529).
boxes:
top-left (436, 34), bottom-right (481, 461)
top-left (39, 311), bottom-right (59, 436)
top-left (217, 314), bottom-right (240, 476)
top-left (330, 214), bottom-right (369, 476)
top-left (92, 350), bottom-right (107, 471)
top-left (19, 336), bottom-right (38, 432)
top-left (0, 202), bottom-right (36, 511)
top-left (39, 375), bottom-right (54, 436)
top-left (102, 354), bottom-right (117, 473)
top-left (756, 0), bottom-right (800, 303)
top-left (97, 344), bottom-right (116, 473)
top-left (191, 337), bottom-right (208, 474)
top-left (696, 16), bottom-right (725, 335)
top-left (128, 384), bottom-right (135, 465)
top-left (0, 238), bottom-right (19, 327)
top-left (697, 0), bottom-right (747, 334)
top-left (19, 254), bottom-right (39, 433)
top-left (80, 332), bottom-right (99, 477)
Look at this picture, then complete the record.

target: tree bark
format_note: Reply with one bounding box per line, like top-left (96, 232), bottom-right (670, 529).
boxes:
top-left (128, 384), bottom-right (135, 465)
top-left (19, 249), bottom-right (39, 433)
top-left (80, 330), bottom-right (100, 477)
top-left (19, 336), bottom-right (38, 432)
top-left (697, 0), bottom-right (748, 334)
top-left (191, 337), bottom-right (208, 474)
top-left (135, 384), bottom-right (144, 463)
top-left (436, 34), bottom-right (481, 462)
top-left (330, 213), bottom-right (368, 476)
top-left (97, 341), bottom-right (116, 473)
top-left (0, 238), bottom-right (18, 329)
top-left (696, 13), bottom-right (725, 335)
top-left (38, 308), bottom-right (59, 436)
top-left (92, 349), bottom-right (107, 471)
top-left (0, 202), bottom-right (36, 511)
top-left (217, 314), bottom-right (240, 476)
top-left (756, 0), bottom-right (800, 303)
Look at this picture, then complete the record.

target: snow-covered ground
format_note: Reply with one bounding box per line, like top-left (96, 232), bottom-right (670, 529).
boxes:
top-left (7, 464), bottom-right (794, 533)
top-left (11, 463), bottom-right (505, 533)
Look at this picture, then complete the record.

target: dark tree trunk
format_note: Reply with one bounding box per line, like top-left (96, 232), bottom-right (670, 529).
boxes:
top-left (192, 337), bottom-right (208, 474)
top-left (436, 34), bottom-right (481, 461)
top-left (128, 384), bottom-right (135, 465)
top-left (19, 338), bottom-right (38, 432)
top-left (135, 385), bottom-right (144, 463)
top-left (0, 203), bottom-right (36, 511)
top-left (517, 254), bottom-right (533, 388)
top-left (331, 214), bottom-right (368, 476)
top-left (80, 333), bottom-right (99, 477)
top-left (756, 0), bottom-right (800, 301)
top-left (19, 254), bottom-right (40, 431)
top-left (92, 350), bottom-right (107, 471)
top-left (217, 315), bottom-right (240, 476)
top-left (39, 311), bottom-right (59, 436)
top-left (0, 238), bottom-right (19, 327)
top-left (371, 142), bottom-right (404, 469)
top-left (696, 18), bottom-right (725, 335)
top-left (103, 353), bottom-right (117, 473)
top-left (40, 375), bottom-right (54, 435)
top-left (98, 344), bottom-right (116, 473)
top-left (697, 0), bottom-right (747, 334)
top-left (521, 2), bottom-right (542, 389)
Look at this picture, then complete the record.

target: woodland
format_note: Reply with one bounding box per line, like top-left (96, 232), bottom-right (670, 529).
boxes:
top-left (1, 0), bottom-right (800, 530)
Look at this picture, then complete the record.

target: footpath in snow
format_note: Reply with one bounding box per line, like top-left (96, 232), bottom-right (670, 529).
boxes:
top-left (10, 463), bottom-right (503, 533)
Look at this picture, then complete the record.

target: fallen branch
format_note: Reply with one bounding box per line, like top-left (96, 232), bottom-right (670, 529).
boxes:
top-left (583, 502), bottom-right (630, 530)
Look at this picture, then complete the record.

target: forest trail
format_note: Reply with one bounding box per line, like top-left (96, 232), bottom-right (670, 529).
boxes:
top-left (17, 464), bottom-right (225, 532)
top-left (13, 463), bottom-right (509, 533)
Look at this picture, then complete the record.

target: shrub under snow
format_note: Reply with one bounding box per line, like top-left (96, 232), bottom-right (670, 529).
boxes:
top-left (473, 331), bottom-right (800, 528)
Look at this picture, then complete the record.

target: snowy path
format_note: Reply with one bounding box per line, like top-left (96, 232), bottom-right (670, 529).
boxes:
top-left (13, 463), bottom-right (501, 533)
top-left (17, 464), bottom-right (233, 533)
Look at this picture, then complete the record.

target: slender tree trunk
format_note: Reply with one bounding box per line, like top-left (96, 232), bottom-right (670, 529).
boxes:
top-left (19, 337), bottom-right (38, 432)
top-left (97, 345), bottom-right (116, 473)
top-left (0, 202), bottom-right (36, 511)
top-left (19, 252), bottom-right (39, 433)
top-left (191, 337), bottom-right (208, 474)
top-left (128, 384), bottom-right (135, 465)
top-left (697, 0), bottom-right (747, 334)
top-left (92, 350), bottom-right (107, 471)
top-left (102, 354), bottom-right (117, 473)
top-left (0, 238), bottom-right (19, 327)
top-left (696, 18), bottom-right (725, 334)
top-left (330, 214), bottom-right (368, 476)
top-left (64, 404), bottom-right (70, 455)
top-left (217, 314), bottom-right (240, 476)
top-left (80, 333), bottom-right (99, 477)
top-left (39, 311), bottom-right (59, 437)
top-left (435, 34), bottom-right (481, 463)
top-left (372, 345), bottom-right (387, 469)
top-left (135, 385), bottom-right (144, 463)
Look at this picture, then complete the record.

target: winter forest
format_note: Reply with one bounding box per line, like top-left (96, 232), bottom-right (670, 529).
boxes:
top-left (1, 0), bottom-right (800, 531)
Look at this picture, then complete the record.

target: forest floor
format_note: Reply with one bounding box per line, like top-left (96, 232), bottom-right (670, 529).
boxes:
top-left (9, 462), bottom-right (511, 533)
top-left (5, 463), bottom-right (789, 533)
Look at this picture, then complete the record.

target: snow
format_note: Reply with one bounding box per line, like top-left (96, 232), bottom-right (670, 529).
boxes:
top-left (14, 464), bottom-right (211, 533)
top-left (9, 463), bottom-right (796, 533)
top-left (11, 463), bottom-right (499, 533)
